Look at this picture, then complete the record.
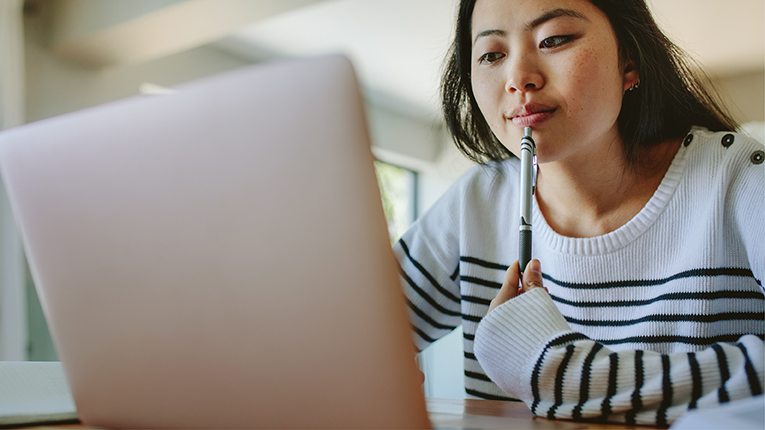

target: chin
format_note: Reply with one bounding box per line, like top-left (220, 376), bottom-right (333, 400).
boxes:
top-left (533, 147), bottom-right (561, 165)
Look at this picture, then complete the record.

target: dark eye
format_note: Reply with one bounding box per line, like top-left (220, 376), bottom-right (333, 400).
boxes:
top-left (540, 35), bottom-right (572, 49)
top-left (478, 52), bottom-right (505, 64)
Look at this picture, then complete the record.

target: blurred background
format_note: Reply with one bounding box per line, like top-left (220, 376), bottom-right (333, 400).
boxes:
top-left (0, 0), bottom-right (762, 399)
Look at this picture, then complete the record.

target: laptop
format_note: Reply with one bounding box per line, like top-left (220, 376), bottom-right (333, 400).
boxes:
top-left (0, 55), bottom-right (431, 429)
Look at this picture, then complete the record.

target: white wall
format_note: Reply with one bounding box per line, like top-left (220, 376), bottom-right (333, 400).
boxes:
top-left (24, 8), bottom-right (253, 123)
top-left (717, 70), bottom-right (765, 126)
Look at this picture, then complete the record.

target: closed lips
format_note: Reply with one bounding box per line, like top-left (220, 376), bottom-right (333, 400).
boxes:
top-left (508, 104), bottom-right (556, 127)
top-left (508, 104), bottom-right (556, 119)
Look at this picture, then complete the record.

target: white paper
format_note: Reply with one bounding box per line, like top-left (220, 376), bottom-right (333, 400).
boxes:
top-left (0, 361), bottom-right (78, 426)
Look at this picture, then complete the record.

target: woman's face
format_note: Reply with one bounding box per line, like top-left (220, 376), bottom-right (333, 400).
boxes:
top-left (470, 0), bottom-right (637, 164)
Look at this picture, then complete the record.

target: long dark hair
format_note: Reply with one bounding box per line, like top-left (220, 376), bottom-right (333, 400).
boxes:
top-left (441, 0), bottom-right (739, 165)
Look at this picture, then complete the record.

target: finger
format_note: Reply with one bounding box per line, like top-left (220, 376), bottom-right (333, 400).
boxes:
top-left (488, 260), bottom-right (521, 314)
top-left (521, 259), bottom-right (547, 294)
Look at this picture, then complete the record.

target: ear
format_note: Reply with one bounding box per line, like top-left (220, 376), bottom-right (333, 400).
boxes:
top-left (622, 60), bottom-right (639, 93)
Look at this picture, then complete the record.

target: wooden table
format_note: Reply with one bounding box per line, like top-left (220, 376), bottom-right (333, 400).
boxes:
top-left (16, 398), bottom-right (661, 429)
top-left (427, 398), bottom-right (661, 429)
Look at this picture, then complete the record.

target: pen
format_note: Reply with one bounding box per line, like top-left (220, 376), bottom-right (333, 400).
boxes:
top-left (519, 127), bottom-right (536, 276)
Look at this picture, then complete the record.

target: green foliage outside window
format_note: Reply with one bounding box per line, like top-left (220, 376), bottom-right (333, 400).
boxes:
top-left (374, 161), bottom-right (413, 244)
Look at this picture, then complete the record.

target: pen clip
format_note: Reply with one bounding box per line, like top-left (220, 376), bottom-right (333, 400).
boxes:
top-left (531, 153), bottom-right (538, 196)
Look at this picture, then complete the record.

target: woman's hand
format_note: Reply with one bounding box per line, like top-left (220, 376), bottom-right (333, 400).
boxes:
top-left (487, 259), bottom-right (546, 314)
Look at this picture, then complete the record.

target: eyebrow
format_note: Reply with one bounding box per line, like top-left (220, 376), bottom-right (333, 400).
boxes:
top-left (472, 8), bottom-right (589, 46)
top-left (526, 8), bottom-right (588, 30)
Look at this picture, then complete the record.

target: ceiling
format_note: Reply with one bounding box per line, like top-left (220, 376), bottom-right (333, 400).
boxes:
top-left (214, 0), bottom-right (765, 118)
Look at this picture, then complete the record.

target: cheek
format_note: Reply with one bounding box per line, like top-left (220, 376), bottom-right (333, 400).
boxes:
top-left (471, 77), bottom-right (493, 117)
top-left (471, 77), bottom-right (502, 129)
top-left (565, 49), bottom-right (624, 122)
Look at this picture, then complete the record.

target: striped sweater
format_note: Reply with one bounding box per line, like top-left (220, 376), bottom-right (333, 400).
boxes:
top-left (394, 128), bottom-right (765, 426)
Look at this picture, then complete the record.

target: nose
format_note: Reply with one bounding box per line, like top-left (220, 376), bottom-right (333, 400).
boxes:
top-left (504, 54), bottom-right (544, 94)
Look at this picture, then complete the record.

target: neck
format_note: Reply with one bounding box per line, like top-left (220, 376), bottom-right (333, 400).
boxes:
top-left (535, 139), bottom-right (681, 238)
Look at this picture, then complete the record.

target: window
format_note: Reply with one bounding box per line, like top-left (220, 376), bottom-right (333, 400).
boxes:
top-left (374, 161), bottom-right (417, 243)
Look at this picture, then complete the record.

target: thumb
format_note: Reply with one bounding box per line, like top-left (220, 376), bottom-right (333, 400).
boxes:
top-left (521, 259), bottom-right (547, 294)
top-left (488, 260), bottom-right (521, 314)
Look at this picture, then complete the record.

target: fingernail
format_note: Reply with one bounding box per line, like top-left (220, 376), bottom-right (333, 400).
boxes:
top-left (530, 259), bottom-right (541, 273)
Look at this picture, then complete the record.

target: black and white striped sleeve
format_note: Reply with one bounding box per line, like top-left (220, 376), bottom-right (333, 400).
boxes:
top-left (393, 189), bottom-right (463, 351)
top-left (394, 236), bottom-right (462, 351)
top-left (474, 288), bottom-right (765, 426)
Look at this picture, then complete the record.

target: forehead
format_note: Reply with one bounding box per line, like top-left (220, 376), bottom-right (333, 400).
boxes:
top-left (471, 0), bottom-right (611, 39)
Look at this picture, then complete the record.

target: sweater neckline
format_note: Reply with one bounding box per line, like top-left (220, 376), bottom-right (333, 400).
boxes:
top-left (532, 138), bottom-right (689, 256)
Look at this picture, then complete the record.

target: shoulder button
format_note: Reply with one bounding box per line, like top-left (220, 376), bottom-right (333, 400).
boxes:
top-left (683, 134), bottom-right (693, 147)
top-left (751, 150), bottom-right (764, 165)
top-left (722, 133), bottom-right (735, 148)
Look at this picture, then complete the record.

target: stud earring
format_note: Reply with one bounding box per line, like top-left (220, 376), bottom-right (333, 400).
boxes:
top-left (629, 79), bottom-right (640, 91)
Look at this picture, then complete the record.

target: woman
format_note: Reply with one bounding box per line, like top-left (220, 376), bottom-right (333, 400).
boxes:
top-left (394, 0), bottom-right (764, 426)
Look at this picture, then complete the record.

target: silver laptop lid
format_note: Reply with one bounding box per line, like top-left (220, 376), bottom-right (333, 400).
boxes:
top-left (0, 55), bottom-right (429, 429)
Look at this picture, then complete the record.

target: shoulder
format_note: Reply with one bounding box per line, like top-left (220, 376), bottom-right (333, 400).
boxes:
top-left (448, 157), bottom-right (521, 201)
top-left (681, 128), bottom-right (764, 192)
top-left (412, 157), bottom-right (520, 226)
top-left (683, 128), bottom-right (764, 252)
top-left (399, 157), bottom-right (520, 257)
top-left (685, 128), bottom-right (764, 170)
